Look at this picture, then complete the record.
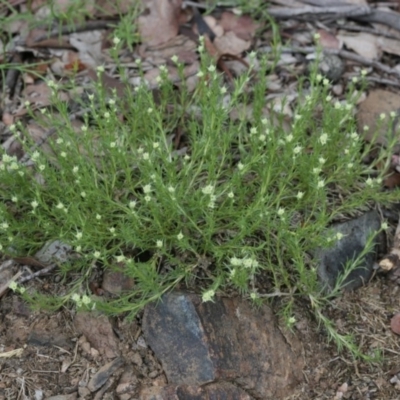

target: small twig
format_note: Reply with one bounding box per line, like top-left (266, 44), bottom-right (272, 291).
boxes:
top-left (267, 5), bottom-right (372, 19)
top-left (16, 20), bottom-right (118, 47)
top-left (0, 270), bottom-right (22, 298)
top-left (17, 263), bottom-right (57, 284)
top-left (260, 45), bottom-right (400, 79)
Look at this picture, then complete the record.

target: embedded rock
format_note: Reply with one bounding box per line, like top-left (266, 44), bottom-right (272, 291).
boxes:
top-left (142, 292), bottom-right (303, 399)
top-left (316, 211), bottom-right (384, 292)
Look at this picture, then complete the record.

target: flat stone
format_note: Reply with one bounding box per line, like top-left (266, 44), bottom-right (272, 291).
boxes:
top-left (142, 292), bottom-right (303, 399)
top-left (74, 312), bottom-right (119, 359)
top-left (316, 211), bottom-right (383, 292)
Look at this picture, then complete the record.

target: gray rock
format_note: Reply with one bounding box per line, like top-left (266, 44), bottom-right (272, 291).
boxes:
top-left (142, 292), bottom-right (303, 399)
top-left (318, 53), bottom-right (345, 82)
top-left (316, 211), bottom-right (383, 292)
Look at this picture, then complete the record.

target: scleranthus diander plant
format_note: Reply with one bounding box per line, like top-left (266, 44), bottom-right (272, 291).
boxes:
top-left (1, 43), bottom-right (399, 357)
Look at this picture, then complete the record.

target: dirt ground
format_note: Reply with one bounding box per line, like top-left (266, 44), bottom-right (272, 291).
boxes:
top-left (1, 272), bottom-right (400, 399)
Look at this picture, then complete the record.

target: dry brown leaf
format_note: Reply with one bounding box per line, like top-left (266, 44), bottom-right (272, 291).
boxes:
top-left (138, 35), bottom-right (197, 64)
top-left (337, 32), bottom-right (380, 60)
top-left (391, 313), bottom-right (400, 335)
top-left (219, 12), bottom-right (258, 41)
top-left (214, 31), bottom-right (251, 56)
top-left (22, 82), bottom-right (70, 109)
top-left (317, 29), bottom-right (341, 50)
top-left (357, 89), bottom-right (400, 150)
top-left (138, 0), bottom-right (182, 46)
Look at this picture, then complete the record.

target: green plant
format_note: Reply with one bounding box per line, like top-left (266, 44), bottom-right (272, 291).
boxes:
top-left (1, 40), bottom-right (398, 357)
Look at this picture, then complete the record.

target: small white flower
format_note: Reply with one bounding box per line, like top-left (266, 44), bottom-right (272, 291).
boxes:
top-left (202, 289), bottom-right (215, 303)
top-left (293, 146), bottom-right (302, 155)
top-left (110, 142), bottom-right (116, 148)
top-left (11, 196), bottom-right (17, 203)
top-left (177, 232), bottom-right (184, 240)
top-left (313, 167), bottom-right (321, 174)
top-left (228, 191), bottom-right (234, 198)
top-left (153, 142), bottom-right (160, 149)
top-left (318, 157), bottom-right (326, 164)
top-left (347, 163), bottom-right (353, 169)
top-left (243, 258), bottom-right (253, 268)
top-left (379, 113), bottom-right (385, 121)
top-left (220, 86), bottom-right (227, 94)
top-left (288, 316), bottom-right (296, 325)
top-left (80, 192), bottom-right (86, 198)
top-left (82, 295), bottom-right (91, 305)
top-left (71, 293), bottom-right (81, 302)
top-left (147, 108), bottom-right (153, 114)
top-left (0, 222), bottom-right (9, 229)
top-left (334, 101), bottom-right (341, 109)
top-left (72, 166), bottom-right (79, 173)
top-left (8, 281), bottom-right (17, 291)
top-left (94, 251), bottom-right (101, 258)
top-left (156, 240), bottom-right (163, 248)
top-left (363, 125), bottom-right (369, 131)
top-left (144, 195), bottom-right (151, 202)
top-left (75, 231), bottom-right (83, 240)
top-left (361, 69), bottom-right (368, 76)
top-left (202, 184), bottom-right (214, 195)
top-left (349, 132), bottom-right (358, 140)
top-left (323, 78), bottom-right (329, 86)
top-left (104, 112), bottom-right (110, 119)
top-left (250, 292), bottom-right (259, 300)
top-left (113, 36), bottom-right (121, 45)
top-left (31, 200), bottom-right (38, 209)
top-left (259, 134), bottom-right (266, 142)
top-left (197, 70), bottom-right (204, 78)
top-left (250, 127), bottom-right (257, 134)
top-left (39, 164), bottom-right (45, 171)
top-left (314, 32), bottom-right (320, 40)
top-left (296, 191), bottom-right (304, 200)
top-left (96, 65), bottom-right (105, 73)
top-left (56, 202), bottom-right (64, 209)
top-left (319, 133), bottom-right (328, 145)
top-left (316, 74), bottom-right (323, 82)
top-left (277, 207), bottom-right (285, 216)
top-left (142, 152), bottom-right (149, 160)
top-left (352, 76), bottom-right (358, 83)
top-left (129, 201), bottom-right (137, 209)
top-left (381, 222), bottom-right (389, 230)
top-left (325, 95), bottom-right (332, 102)
top-left (336, 232), bottom-right (344, 240)
top-left (81, 125), bottom-right (88, 132)
top-left (143, 184), bottom-right (152, 194)
top-left (96, 214), bottom-right (101, 220)
top-left (168, 186), bottom-right (175, 193)
top-left (366, 178), bottom-right (374, 186)
top-left (76, 245), bottom-right (82, 252)
top-left (285, 134), bottom-right (293, 143)
top-left (60, 151), bottom-right (67, 158)
top-left (116, 255), bottom-right (125, 263)
top-left (230, 257), bottom-right (242, 266)
top-left (108, 98), bottom-right (116, 105)
top-left (31, 150), bottom-right (40, 160)
top-left (171, 55), bottom-right (179, 63)
top-left (237, 162), bottom-right (244, 171)
top-left (317, 179), bottom-right (325, 189)
top-left (109, 227), bottom-right (116, 233)
top-left (208, 65), bottom-right (216, 72)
